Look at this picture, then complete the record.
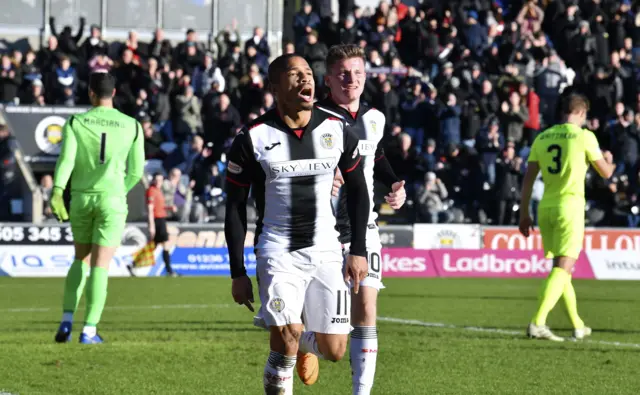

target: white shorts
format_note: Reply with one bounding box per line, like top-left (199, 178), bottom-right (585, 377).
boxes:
top-left (253, 247), bottom-right (351, 335)
top-left (343, 224), bottom-right (385, 291)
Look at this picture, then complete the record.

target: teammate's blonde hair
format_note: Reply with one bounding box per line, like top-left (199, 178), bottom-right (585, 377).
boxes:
top-left (326, 44), bottom-right (366, 70)
top-left (562, 94), bottom-right (590, 115)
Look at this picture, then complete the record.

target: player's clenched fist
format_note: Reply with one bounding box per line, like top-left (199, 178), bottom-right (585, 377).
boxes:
top-left (231, 275), bottom-right (255, 312)
top-left (344, 254), bottom-right (368, 295)
top-left (332, 169), bottom-right (344, 197)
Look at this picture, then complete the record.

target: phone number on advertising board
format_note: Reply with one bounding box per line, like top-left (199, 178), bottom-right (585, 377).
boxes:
top-left (0, 226), bottom-right (73, 244)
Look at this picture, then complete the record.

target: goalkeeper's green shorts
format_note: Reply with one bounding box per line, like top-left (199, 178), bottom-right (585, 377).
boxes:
top-left (70, 193), bottom-right (128, 247)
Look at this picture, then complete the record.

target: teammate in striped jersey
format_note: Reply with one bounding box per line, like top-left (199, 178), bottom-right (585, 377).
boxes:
top-left (224, 54), bottom-right (370, 394)
top-left (304, 44), bottom-right (406, 395)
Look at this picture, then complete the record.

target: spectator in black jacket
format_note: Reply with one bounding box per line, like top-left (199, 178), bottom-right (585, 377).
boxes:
top-left (49, 16), bottom-right (85, 66)
top-left (0, 55), bottom-right (21, 104)
top-left (494, 142), bottom-right (522, 225)
top-left (81, 24), bottom-right (109, 63)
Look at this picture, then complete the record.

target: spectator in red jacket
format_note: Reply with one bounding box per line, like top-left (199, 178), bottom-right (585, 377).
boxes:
top-left (520, 83), bottom-right (540, 146)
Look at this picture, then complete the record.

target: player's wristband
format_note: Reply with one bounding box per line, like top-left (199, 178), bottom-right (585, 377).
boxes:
top-left (230, 265), bottom-right (247, 279)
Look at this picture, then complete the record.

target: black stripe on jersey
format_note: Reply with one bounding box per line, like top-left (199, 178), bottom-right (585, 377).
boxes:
top-left (258, 108), bottom-right (340, 252)
top-left (99, 133), bottom-right (106, 164)
top-left (287, 130), bottom-right (316, 250)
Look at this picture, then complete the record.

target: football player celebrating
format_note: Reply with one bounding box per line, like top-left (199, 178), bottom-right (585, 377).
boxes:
top-left (311, 44), bottom-right (406, 395)
top-left (225, 54), bottom-right (370, 394)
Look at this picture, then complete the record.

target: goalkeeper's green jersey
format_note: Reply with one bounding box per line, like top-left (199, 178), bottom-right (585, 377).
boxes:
top-left (53, 106), bottom-right (145, 196)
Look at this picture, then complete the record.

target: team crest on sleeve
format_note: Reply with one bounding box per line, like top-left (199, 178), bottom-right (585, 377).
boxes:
top-left (370, 120), bottom-right (378, 134)
top-left (352, 147), bottom-right (359, 159)
top-left (227, 161), bottom-right (243, 174)
top-left (269, 298), bottom-right (285, 313)
top-left (320, 133), bottom-right (335, 149)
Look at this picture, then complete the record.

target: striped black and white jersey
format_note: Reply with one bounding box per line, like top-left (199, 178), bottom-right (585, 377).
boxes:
top-left (316, 99), bottom-right (399, 244)
top-left (224, 106), bottom-right (366, 260)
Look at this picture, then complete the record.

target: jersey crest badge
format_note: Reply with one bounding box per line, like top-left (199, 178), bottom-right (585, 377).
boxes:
top-left (370, 120), bottom-right (378, 134)
top-left (269, 298), bottom-right (285, 313)
top-left (227, 161), bottom-right (243, 174)
top-left (320, 133), bottom-right (334, 149)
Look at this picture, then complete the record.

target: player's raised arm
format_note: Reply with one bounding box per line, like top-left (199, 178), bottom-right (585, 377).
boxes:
top-left (53, 117), bottom-right (78, 191)
top-left (584, 130), bottom-right (614, 179)
top-left (124, 121), bottom-right (145, 193)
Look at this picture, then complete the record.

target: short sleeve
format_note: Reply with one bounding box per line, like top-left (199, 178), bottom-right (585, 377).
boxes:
top-left (145, 188), bottom-right (154, 205)
top-left (338, 125), bottom-right (362, 174)
top-left (584, 130), bottom-right (603, 162)
top-left (225, 129), bottom-right (255, 188)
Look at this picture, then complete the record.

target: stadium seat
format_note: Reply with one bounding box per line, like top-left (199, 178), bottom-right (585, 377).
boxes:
top-left (160, 142), bottom-right (177, 154)
top-left (144, 160), bottom-right (165, 176)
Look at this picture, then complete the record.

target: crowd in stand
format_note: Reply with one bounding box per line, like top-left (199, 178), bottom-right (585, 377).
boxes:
top-left (3, 0), bottom-right (640, 226)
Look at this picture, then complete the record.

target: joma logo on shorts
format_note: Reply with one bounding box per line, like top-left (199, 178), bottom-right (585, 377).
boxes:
top-left (269, 158), bottom-right (337, 178)
top-left (331, 317), bottom-right (349, 324)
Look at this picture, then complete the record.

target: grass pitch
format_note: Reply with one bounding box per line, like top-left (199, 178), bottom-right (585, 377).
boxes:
top-left (1, 277), bottom-right (639, 395)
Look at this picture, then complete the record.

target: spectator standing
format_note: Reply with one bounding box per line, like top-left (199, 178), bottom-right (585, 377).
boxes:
top-left (80, 24), bottom-right (109, 62)
top-left (0, 55), bottom-right (21, 104)
top-left (416, 172), bottom-right (451, 223)
top-left (137, 173), bottom-right (177, 277)
top-left (162, 168), bottom-right (192, 223)
top-left (294, 1), bottom-right (321, 50)
top-left (301, 31), bottom-right (328, 89)
top-left (494, 142), bottom-right (522, 225)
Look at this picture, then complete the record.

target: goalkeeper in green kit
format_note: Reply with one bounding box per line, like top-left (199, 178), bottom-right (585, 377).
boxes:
top-left (52, 73), bottom-right (145, 344)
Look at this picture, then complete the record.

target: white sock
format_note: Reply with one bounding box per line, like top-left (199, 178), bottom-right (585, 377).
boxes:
top-left (62, 312), bottom-right (74, 323)
top-left (82, 325), bottom-right (97, 337)
top-left (350, 326), bottom-right (378, 395)
top-left (263, 351), bottom-right (296, 395)
top-left (298, 331), bottom-right (325, 359)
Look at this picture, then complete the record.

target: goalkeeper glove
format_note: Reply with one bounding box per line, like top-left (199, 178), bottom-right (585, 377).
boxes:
top-left (50, 187), bottom-right (69, 222)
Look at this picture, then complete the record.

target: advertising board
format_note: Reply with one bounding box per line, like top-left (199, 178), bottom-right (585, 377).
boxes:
top-left (429, 249), bottom-right (595, 279)
top-left (483, 227), bottom-right (640, 251)
top-left (413, 224), bottom-right (482, 249)
top-left (584, 250), bottom-right (640, 280)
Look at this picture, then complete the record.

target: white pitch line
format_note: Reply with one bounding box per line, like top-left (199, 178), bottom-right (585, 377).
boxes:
top-left (378, 316), bottom-right (640, 349)
top-left (2, 304), bottom-right (640, 349)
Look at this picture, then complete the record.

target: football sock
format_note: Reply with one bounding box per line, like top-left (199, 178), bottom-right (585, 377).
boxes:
top-left (85, 267), bottom-right (109, 327)
top-left (562, 277), bottom-right (584, 329)
top-left (82, 325), bottom-right (97, 337)
top-left (263, 351), bottom-right (296, 395)
top-left (299, 331), bottom-right (325, 359)
top-left (533, 267), bottom-right (570, 326)
top-left (162, 250), bottom-right (173, 274)
top-left (61, 259), bottom-right (89, 321)
top-left (350, 326), bottom-right (378, 395)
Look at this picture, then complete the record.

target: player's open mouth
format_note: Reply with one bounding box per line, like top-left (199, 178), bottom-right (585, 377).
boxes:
top-left (298, 87), bottom-right (313, 102)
